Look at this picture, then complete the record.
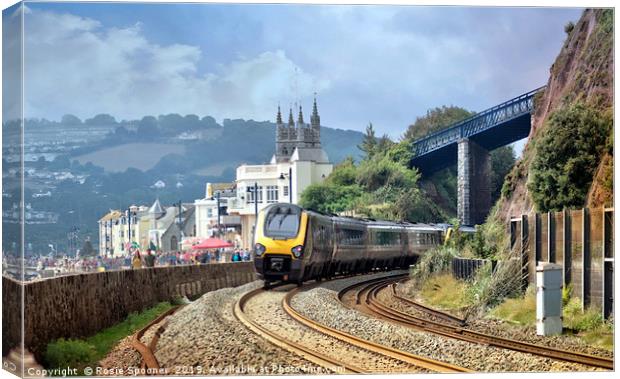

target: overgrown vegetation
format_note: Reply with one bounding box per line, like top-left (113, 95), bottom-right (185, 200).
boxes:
top-left (44, 302), bottom-right (173, 374)
top-left (300, 128), bottom-right (445, 222)
top-left (528, 103), bottom-right (612, 212)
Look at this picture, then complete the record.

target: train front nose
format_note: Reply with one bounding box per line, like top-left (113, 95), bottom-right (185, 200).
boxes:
top-left (269, 257), bottom-right (285, 272)
top-left (261, 254), bottom-right (292, 277)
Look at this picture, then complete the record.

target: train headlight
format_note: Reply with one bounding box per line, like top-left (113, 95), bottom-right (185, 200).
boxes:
top-left (291, 245), bottom-right (304, 258)
top-left (254, 243), bottom-right (266, 256)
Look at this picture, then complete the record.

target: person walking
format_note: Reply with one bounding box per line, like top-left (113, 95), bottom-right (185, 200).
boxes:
top-left (144, 249), bottom-right (156, 268)
top-left (132, 250), bottom-right (142, 269)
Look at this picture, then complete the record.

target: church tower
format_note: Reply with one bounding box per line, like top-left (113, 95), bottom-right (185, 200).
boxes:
top-left (273, 96), bottom-right (324, 162)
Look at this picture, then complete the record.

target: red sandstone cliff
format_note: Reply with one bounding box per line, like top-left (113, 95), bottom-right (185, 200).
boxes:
top-left (497, 9), bottom-right (613, 221)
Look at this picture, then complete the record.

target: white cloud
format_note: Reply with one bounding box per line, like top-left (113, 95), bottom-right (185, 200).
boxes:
top-left (23, 8), bottom-right (329, 122)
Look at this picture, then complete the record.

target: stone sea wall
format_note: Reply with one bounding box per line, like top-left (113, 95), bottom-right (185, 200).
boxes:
top-left (2, 262), bottom-right (256, 361)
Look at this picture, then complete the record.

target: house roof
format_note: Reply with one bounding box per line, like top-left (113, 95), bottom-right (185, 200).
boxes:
top-left (148, 198), bottom-right (165, 215)
top-left (99, 210), bottom-right (122, 222)
top-left (290, 147), bottom-right (330, 163)
top-left (211, 182), bottom-right (234, 191)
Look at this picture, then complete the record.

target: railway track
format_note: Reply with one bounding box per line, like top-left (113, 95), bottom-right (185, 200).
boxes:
top-left (235, 280), bottom-right (470, 374)
top-left (131, 305), bottom-right (182, 371)
top-left (341, 277), bottom-right (613, 370)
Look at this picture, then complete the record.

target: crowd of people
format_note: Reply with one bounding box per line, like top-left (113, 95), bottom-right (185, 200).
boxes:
top-left (128, 248), bottom-right (252, 268)
top-left (2, 248), bottom-right (253, 281)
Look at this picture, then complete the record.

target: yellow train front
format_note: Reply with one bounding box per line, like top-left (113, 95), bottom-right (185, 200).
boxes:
top-left (253, 203), bottom-right (454, 287)
top-left (253, 203), bottom-right (308, 285)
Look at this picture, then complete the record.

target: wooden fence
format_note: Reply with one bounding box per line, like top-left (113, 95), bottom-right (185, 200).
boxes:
top-left (510, 207), bottom-right (614, 319)
top-left (451, 257), bottom-right (496, 280)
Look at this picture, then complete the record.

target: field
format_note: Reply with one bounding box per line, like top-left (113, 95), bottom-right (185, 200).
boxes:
top-left (74, 143), bottom-right (186, 172)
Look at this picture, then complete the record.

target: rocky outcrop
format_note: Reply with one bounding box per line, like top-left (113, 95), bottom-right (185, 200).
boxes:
top-left (497, 9), bottom-right (613, 221)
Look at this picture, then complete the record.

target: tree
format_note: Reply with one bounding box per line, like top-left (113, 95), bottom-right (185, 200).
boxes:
top-left (85, 114), bottom-right (117, 125)
top-left (61, 114), bottom-right (82, 125)
top-left (358, 123), bottom-right (378, 159)
top-left (404, 106), bottom-right (474, 141)
top-left (80, 239), bottom-right (96, 257)
top-left (137, 116), bottom-right (159, 137)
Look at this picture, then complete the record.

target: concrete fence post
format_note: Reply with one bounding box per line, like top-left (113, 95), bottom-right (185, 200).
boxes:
top-left (602, 207), bottom-right (614, 319)
top-left (563, 209), bottom-right (571, 287)
top-left (582, 208), bottom-right (590, 308)
top-left (548, 212), bottom-right (555, 263)
top-left (521, 214), bottom-right (529, 292)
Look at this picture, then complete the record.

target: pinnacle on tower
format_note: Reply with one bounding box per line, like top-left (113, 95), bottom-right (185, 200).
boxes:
top-left (288, 108), bottom-right (295, 126)
top-left (311, 95), bottom-right (320, 127)
top-left (297, 105), bottom-right (304, 125)
top-left (276, 105), bottom-right (282, 124)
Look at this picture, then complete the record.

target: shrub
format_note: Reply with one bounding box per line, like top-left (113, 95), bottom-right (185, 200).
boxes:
top-left (564, 21), bottom-right (575, 34)
top-left (410, 246), bottom-right (457, 285)
top-left (528, 103), bottom-right (612, 212)
top-left (464, 258), bottom-right (523, 316)
top-left (44, 339), bottom-right (96, 372)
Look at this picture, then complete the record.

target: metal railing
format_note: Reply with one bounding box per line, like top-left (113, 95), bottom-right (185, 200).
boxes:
top-left (412, 86), bottom-right (545, 157)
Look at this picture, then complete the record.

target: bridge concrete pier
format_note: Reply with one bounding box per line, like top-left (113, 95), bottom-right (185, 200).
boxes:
top-left (457, 138), bottom-right (491, 225)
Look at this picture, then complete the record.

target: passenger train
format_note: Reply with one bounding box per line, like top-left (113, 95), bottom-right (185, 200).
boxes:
top-left (253, 203), bottom-right (472, 287)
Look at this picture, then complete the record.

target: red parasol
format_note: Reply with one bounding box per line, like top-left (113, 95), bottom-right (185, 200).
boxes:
top-left (191, 237), bottom-right (233, 250)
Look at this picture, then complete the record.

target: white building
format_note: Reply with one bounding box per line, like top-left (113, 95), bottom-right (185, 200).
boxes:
top-left (227, 98), bottom-right (333, 248)
top-left (194, 183), bottom-right (241, 242)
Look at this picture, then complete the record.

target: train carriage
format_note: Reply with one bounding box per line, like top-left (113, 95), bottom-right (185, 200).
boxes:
top-left (253, 203), bottom-right (462, 287)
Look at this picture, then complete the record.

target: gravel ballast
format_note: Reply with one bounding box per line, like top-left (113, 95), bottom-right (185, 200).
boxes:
top-left (153, 281), bottom-right (323, 375)
top-left (291, 273), bottom-right (604, 373)
top-left (244, 286), bottom-right (429, 373)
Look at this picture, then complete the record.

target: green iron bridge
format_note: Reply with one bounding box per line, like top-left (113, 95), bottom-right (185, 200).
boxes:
top-left (410, 86), bottom-right (546, 225)
top-left (411, 86), bottom-right (545, 175)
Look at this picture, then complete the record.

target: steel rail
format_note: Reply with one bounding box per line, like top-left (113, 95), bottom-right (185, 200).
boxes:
top-left (234, 287), bottom-right (366, 374)
top-left (131, 305), bottom-right (182, 371)
top-left (390, 283), bottom-right (466, 326)
top-left (283, 278), bottom-right (471, 373)
top-left (347, 278), bottom-right (613, 370)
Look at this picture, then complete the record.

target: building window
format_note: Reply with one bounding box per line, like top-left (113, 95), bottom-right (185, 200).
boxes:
top-left (247, 186), bottom-right (263, 204)
top-left (266, 186), bottom-right (279, 203)
top-left (283, 185), bottom-right (289, 197)
top-left (207, 208), bottom-right (213, 218)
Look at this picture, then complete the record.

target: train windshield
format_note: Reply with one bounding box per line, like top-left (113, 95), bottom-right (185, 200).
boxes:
top-left (264, 205), bottom-right (301, 239)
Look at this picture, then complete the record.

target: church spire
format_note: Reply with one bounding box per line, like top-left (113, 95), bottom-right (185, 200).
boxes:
top-left (311, 94), bottom-right (320, 128)
top-left (288, 107), bottom-right (295, 126)
top-left (276, 105), bottom-right (282, 124)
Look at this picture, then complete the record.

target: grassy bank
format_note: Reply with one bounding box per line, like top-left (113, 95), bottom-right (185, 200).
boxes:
top-left (417, 273), bottom-right (473, 311)
top-left (415, 271), bottom-right (613, 351)
top-left (490, 291), bottom-right (613, 351)
top-left (45, 301), bottom-right (174, 375)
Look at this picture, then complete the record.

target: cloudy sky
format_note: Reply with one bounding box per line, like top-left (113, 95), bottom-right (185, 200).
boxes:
top-left (5, 2), bottom-right (582, 139)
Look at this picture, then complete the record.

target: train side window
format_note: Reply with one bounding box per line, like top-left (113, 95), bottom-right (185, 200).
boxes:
top-left (376, 230), bottom-right (400, 246)
top-left (339, 228), bottom-right (363, 246)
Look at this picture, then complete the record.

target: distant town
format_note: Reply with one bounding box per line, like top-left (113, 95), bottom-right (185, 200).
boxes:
top-left (1, 98), bottom-right (362, 261)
